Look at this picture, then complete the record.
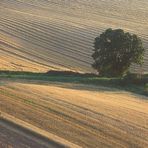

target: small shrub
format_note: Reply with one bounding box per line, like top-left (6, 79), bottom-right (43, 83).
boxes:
top-left (121, 73), bottom-right (147, 85)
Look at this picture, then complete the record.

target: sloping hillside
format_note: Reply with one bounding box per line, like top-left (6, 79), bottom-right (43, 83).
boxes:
top-left (0, 0), bottom-right (148, 72)
top-left (0, 80), bottom-right (148, 147)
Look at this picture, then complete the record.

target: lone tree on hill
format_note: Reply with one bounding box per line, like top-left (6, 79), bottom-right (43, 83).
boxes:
top-left (92, 28), bottom-right (145, 77)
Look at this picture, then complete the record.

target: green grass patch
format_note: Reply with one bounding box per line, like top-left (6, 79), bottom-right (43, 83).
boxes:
top-left (0, 70), bottom-right (147, 96)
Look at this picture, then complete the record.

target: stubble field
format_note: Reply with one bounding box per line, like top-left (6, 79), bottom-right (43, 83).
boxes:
top-left (0, 0), bottom-right (148, 73)
top-left (0, 80), bottom-right (148, 147)
top-left (0, 1), bottom-right (148, 147)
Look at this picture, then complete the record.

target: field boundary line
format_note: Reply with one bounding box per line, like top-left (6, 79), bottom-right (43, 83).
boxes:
top-left (0, 111), bottom-right (81, 148)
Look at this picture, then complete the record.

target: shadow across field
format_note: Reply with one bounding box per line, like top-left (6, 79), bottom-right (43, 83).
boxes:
top-left (0, 70), bottom-right (147, 96)
top-left (0, 118), bottom-right (66, 148)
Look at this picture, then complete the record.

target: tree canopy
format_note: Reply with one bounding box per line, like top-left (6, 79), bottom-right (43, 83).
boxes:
top-left (92, 28), bottom-right (145, 77)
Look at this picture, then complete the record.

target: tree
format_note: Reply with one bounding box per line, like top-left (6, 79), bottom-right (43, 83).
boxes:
top-left (92, 28), bottom-right (145, 77)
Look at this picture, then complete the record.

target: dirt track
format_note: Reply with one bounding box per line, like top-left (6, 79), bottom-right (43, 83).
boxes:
top-left (0, 80), bottom-right (148, 148)
top-left (0, 0), bottom-right (148, 73)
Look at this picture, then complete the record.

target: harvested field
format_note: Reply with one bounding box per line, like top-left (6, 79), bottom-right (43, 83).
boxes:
top-left (0, 0), bottom-right (148, 73)
top-left (0, 119), bottom-right (60, 148)
top-left (0, 80), bottom-right (148, 147)
top-left (0, 114), bottom-right (79, 148)
top-left (0, 124), bottom-right (47, 148)
top-left (0, 1), bottom-right (148, 147)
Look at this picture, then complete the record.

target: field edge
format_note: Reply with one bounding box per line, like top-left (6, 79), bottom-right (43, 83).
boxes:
top-left (0, 112), bottom-right (81, 148)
